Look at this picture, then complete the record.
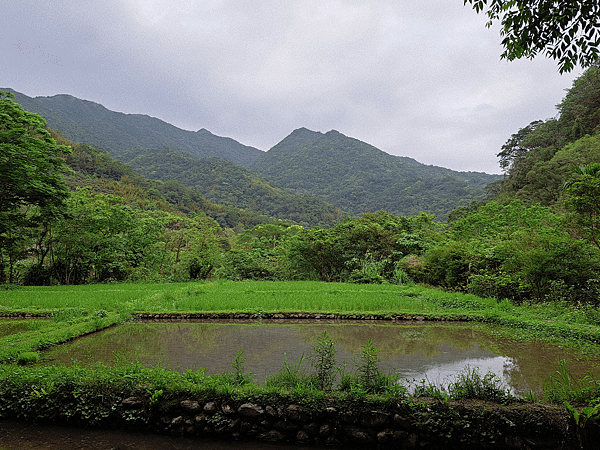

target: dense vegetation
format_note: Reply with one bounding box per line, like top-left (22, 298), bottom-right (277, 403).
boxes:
top-left (250, 127), bottom-right (500, 220)
top-left (5, 89), bottom-right (500, 222)
top-left (118, 146), bottom-right (344, 227)
top-left (2, 66), bottom-right (600, 311)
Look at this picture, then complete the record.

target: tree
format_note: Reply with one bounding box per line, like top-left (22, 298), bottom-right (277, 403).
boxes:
top-left (465, 0), bottom-right (600, 72)
top-left (0, 91), bottom-right (72, 282)
top-left (565, 163), bottom-right (600, 250)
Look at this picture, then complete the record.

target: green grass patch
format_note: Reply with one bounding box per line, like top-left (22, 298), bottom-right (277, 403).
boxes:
top-left (2, 281), bottom-right (600, 354)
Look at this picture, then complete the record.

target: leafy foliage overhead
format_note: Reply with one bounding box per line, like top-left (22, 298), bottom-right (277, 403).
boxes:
top-left (250, 128), bottom-right (501, 221)
top-left (465, 0), bottom-right (600, 73)
top-left (2, 89), bottom-right (263, 168)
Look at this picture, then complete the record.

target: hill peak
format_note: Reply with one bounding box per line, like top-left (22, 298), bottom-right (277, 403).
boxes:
top-left (6, 89), bottom-right (264, 168)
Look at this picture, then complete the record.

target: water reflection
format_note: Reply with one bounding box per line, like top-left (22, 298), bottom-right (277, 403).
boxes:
top-left (42, 320), bottom-right (600, 395)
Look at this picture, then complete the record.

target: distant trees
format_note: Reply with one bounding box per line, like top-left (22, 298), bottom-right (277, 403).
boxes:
top-left (0, 91), bottom-right (72, 282)
top-left (465, 0), bottom-right (600, 72)
top-left (21, 188), bottom-right (225, 285)
top-left (287, 212), bottom-right (435, 283)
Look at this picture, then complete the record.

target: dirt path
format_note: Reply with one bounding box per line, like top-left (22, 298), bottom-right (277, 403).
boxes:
top-left (0, 421), bottom-right (309, 450)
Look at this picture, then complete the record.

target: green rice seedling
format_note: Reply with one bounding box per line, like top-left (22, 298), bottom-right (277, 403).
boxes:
top-left (4, 280), bottom-right (600, 358)
top-left (27, 320), bottom-right (45, 331)
top-left (17, 351), bottom-right (40, 365)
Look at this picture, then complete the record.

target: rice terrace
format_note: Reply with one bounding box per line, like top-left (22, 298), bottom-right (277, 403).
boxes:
top-left (1, 281), bottom-right (600, 448)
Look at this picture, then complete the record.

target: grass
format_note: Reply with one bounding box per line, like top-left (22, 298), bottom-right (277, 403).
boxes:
top-left (2, 280), bottom-right (600, 352)
top-left (2, 280), bottom-right (600, 407)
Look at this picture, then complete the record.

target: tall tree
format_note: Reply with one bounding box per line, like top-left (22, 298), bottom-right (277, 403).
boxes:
top-left (0, 92), bottom-right (72, 282)
top-left (465, 0), bottom-right (600, 72)
top-left (566, 163), bottom-right (600, 250)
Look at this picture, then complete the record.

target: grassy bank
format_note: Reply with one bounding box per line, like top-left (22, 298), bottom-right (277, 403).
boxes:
top-left (0, 360), bottom-right (589, 449)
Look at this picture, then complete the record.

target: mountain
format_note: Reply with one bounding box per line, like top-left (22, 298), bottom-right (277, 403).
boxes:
top-left (118, 147), bottom-right (344, 228)
top-left (6, 89), bottom-right (501, 221)
top-left (250, 128), bottom-right (502, 220)
top-left (56, 135), bottom-right (285, 230)
top-left (4, 89), bottom-right (263, 168)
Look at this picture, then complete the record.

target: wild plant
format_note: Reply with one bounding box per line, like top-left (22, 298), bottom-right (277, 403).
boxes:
top-left (310, 332), bottom-right (337, 391)
top-left (544, 359), bottom-right (600, 404)
top-left (412, 379), bottom-right (449, 401)
top-left (147, 389), bottom-right (163, 407)
top-left (448, 367), bottom-right (514, 403)
top-left (17, 351), bottom-right (40, 365)
top-left (230, 348), bottom-right (253, 386)
top-left (353, 339), bottom-right (387, 393)
top-left (265, 353), bottom-right (314, 390)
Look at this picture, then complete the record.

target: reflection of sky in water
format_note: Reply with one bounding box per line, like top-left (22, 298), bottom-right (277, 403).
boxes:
top-left (396, 354), bottom-right (515, 393)
top-left (374, 341), bottom-right (516, 393)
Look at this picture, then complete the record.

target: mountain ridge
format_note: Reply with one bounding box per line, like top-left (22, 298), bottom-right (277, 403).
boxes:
top-left (4, 88), bottom-right (501, 220)
top-left (251, 127), bottom-right (501, 219)
top-left (3, 89), bottom-right (264, 168)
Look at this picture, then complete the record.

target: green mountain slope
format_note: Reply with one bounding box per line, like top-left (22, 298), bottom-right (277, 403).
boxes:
top-left (250, 128), bottom-right (501, 220)
top-left (56, 133), bottom-right (284, 230)
top-left (5, 89), bottom-right (501, 221)
top-left (4, 89), bottom-right (263, 168)
top-left (118, 147), bottom-right (344, 227)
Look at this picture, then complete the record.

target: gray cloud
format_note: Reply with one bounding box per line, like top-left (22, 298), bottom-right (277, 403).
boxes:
top-left (1, 0), bottom-right (580, 173)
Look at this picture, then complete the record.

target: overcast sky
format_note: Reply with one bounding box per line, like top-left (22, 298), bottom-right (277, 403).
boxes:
top-left (1, 0), bottom-right (583, 174)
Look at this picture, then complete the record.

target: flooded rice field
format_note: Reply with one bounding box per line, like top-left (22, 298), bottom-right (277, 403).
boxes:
top-left (0, 318), bottom-right (44, 338)
top-left (41, 319), bottom-right (600, 395)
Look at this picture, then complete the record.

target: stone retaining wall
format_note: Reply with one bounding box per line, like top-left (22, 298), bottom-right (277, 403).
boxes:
top-left (116, 396), bottom-right (598, 449)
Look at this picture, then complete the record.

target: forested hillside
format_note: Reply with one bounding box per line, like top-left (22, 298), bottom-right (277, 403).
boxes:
top-left (4, 89), bottom-right (500, 221)
top-left (56, 134), bottom-right (283, 231)
top-left (250, 128), bottom-right (501, 220)
top-left (3, 66), bottom-right (600, 306)
top-left (3, 90), bottom-right (263, 168)
top-left (493, 67), bottom-right (600, 208)
top-left (118, 147), bottom-right (344, 228)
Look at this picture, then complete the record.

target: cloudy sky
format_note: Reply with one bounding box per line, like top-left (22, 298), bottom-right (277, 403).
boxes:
top-left (1, 0), bottom-right (583, 174)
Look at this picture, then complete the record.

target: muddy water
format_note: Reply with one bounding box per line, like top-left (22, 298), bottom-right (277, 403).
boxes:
top-left (42, 320), bottom-right (600, 395)
top-left (0, 420), bottom-right (314, 450)
top-left (0, 319), bottom-right (36, 337)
